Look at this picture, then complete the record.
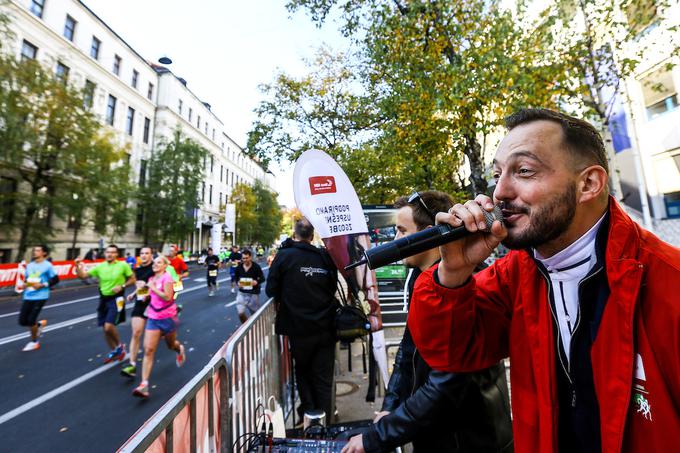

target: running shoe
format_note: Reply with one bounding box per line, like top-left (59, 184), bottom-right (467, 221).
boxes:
top-left (121, 364), bottom-right (136, 378)
top-left (22, 341), bottom-right (40, 352)
top-left (132, 382), bottom-right (149, 398)
top-left (104, 344), bottom-right (126, 363)
top-left (230, 288), bottom-right (235, 294)
top-left (37, 320), bottom-right (47, 338)
top-left (176, 344), bottom-right (186, 367)
top-left (208, 290), bottom-right (214, 297)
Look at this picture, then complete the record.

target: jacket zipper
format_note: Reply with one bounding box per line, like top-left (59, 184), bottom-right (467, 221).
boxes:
top-left (411, 347), bottom-right (418, 396)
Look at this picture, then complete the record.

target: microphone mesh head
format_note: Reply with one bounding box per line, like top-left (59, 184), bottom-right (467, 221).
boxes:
top-left (482, 205), bottom-right (504, 230)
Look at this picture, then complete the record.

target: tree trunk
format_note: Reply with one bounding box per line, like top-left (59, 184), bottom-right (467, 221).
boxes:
top-left (463, 134), bottom-right (488, 198)
top-left (71, 221), bottom-right (80, 258)
top-left (15, 183), bottom-right (40, 262)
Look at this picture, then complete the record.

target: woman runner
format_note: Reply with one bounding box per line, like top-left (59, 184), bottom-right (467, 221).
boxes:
top-left (133, 256), bottom-right (186, 398)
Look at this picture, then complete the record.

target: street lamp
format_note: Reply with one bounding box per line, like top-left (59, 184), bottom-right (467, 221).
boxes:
top-left (158, 56), bottom-right (173, 65)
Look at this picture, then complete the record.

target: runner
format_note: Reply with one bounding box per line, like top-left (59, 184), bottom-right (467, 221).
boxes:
top-left (167, 244), bottom-right (189, 295)
top-left (204, 247), bottom-right (220, 297)
top-left (227, 245), bottom-right (242, 294)
top-left (125, 252), bottom-right (136, 270)
top-left (18, 245), bottom-right (58, 351)
top-left (233, 249), bottom-right (265, 323)
top-left (132, 256), bottom-right (186, 398)
top-left (121, 246), bottom-right (154, 378)
top-left (75, 244), bottom-right (135, 363)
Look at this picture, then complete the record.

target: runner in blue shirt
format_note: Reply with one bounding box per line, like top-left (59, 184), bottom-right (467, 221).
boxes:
top-left (19, 245), bottom-right (58, 351)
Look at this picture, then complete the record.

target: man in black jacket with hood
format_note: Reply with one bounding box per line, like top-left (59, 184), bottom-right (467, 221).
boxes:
top-left (266, 218), bottom-right (338, 424)
top-left (342, 191), bottom-right (513, 453)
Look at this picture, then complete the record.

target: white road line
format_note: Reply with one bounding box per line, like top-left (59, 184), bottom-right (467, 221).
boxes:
top-left (0, 295), bottom-right (99, 319)
top-left (0, 268), bottom-right (268, 345)
top-left (225, 301), bottom-right (238, 307)
top-left (0, 361), bottom-right (118, 425)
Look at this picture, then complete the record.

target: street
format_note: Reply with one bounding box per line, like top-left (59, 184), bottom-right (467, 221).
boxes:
top-left (0, 264), bottom-right (268, 452)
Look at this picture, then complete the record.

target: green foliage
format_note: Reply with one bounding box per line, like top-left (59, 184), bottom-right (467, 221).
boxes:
top-left (250, 0), bottom-right (571, 202)
top-left (251, 180), bottom-right (282, 246)
top-left (0, 55), bottom-right (132, 261)
top-left (230, 181), bottom-right (283, 245)
top-left (231, 182), bottom-right (257, 244)
top-left (137, 129), bottom-right (205, 248)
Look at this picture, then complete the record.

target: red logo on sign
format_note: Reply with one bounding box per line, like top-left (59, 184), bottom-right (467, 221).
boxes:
top-left (309, 176), bottom-right (337, 195)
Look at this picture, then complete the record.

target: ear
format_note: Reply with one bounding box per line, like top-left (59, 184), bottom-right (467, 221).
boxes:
top-left (577, 165), bottom-right (608, 203)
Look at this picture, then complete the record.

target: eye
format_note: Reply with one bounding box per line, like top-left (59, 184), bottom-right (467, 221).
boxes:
top-left (492, 172), bottom-right (501, 180)
top-left (517, 167), bottom-right (535, 177)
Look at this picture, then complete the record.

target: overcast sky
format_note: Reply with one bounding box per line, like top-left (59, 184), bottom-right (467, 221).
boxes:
top-left (85, 0), bottom-right (349, 207)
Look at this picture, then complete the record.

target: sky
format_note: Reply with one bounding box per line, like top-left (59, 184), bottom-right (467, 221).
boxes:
top-left (85, 0), bottom-right (350, 207)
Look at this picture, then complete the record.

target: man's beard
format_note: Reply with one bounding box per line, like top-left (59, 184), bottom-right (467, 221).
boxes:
top-left (501, 182), bottom-right (577, 250)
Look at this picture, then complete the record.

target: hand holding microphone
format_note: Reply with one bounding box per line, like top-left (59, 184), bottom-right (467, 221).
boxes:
top-left (437, 195), bottom-right (507, 288)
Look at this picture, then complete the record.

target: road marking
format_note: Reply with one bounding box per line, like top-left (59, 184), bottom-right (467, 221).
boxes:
top-left (225, 301), bottom-right (238, 307)
top-left (0, 361), bottom-right (118, 425)
top-left (0, 295), bottom-right (99, 319)
top-left (0, 267), bottom-right (267, 345)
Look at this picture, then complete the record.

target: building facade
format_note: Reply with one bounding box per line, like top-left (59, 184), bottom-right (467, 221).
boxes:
top-left (0, 0), bottom-right (270, 261)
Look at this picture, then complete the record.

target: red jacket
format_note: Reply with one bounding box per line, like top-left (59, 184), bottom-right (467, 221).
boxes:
top-left (408, 199), bottom-right (680, 452)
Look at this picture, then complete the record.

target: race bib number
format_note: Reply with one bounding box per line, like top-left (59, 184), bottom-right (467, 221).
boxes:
top-left (115, 296), bottom-right (125, 312)
top-left (173, 281), bottom-right (184, 292)
top-left (136, 286), bottom-right (149, 301)
top-left (238, 278), bottom-right (253, 291)
top-left (209, 270), bottom-right (218, 277)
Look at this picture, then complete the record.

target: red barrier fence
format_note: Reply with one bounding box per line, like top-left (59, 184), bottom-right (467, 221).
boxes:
top-left (0, 259), bottom-right (110, 288)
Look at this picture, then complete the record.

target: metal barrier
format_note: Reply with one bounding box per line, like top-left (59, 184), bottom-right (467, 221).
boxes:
top-left (118, 298), bottom-right (294, 453)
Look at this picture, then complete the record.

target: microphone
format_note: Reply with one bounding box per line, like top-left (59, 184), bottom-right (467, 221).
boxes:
top-left (345, 205), bottom-right (503, 271)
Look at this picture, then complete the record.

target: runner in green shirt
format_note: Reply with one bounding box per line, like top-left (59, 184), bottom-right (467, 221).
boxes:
top-left (76, 244), bottom-right (135, 363)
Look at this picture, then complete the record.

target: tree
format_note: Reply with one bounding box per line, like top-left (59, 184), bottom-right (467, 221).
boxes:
top-left (260, 0), bottom-right (571, 200)
top-left (0, 55), bottom-right (132, 261)
top-left (230, 182), bottom-right (257, 244)
top-left (137, 129), bottom-right (206, 249)
top-left (251, 180), bottom-right (282, 246)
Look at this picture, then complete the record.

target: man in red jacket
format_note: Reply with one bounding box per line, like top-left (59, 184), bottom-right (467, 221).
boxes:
top-left (408, 108), bottom-right (680, 453)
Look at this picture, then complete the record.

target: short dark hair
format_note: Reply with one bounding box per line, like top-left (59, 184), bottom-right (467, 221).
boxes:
top-left (294, 218), bottom-right (315, 241)
top-left (242, 249), bottom-right (252, 256)
top-left (36, 244), bottom-right (50, 255)
top-left (208, 247), bottom-right (213, 252)
top-left (140, 246), bottom-right (152, 253)
top-left (106, 244), bottom-right (119, 253)
top-left (505, 108), bottom-right (609, 173)
top-left (394, 191), bottom-right (454, 231)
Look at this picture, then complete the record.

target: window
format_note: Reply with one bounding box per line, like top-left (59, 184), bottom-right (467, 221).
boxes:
top-left (63, 15), bottom-right (77, 41)
top-left (21, 40), bottom-right (38, 60)
top-left (627, 0), bottom-right (659, 35)
top-left (226, 169), bottom-right (229, 185)
top-left (201, 182), bottom-right (205, 201)
top-left (205, 123), bottom-right (208, 134)
top-left (212, 129), bottom-right (215, 141)
top-left (209, 184), bottom-right (213, 204)
top-left (143, 117), bottom-right (150, 143)
top-left (210, 156), bottom-right (214, 172)
top-left (147, 82), bottom-right (154, 101)
top-left (0, 249), bottom-right (12, 264)
top-left (219, 192), bottom-right (222, 206)
top-left (90, 36), bottom-right (100, 60)
top-left (135, 208), bottom-right (144, 234)
top-left (106, 95), bottom-right (117, 125)
top-left (139, 160), bottom-right (147, 186)
top-left (66, 248), bottom-right (80, 260)
top-left (178, 99), bottom-right (183, 115)
top-left (84, 80), bottom-right (95, 108)
top-left (0, 177), bottom-right (16, 224)
top-left (113, 54), bottom-right (121, 76)
top-left (55, 61), bottom-right (69, 81)
top-left (126, 107), bottom-right (135, 136)
top-left (131, 70), bottom-right (139, 89)
top-left (188, 107), bottom-right (193, 122)
top-left (641, 68), bottom-right (678, 119)
top-left (230, 172), bottom-right (234, 187)
top-left (30, 0), bottom-right (45, 18)
top-left (197, 115), bottom-right (201, 129)
top-left (220, 165), bottom-right (224, 182)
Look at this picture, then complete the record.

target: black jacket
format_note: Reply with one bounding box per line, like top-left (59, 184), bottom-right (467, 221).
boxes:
top-left (364, 267), bottom-right (513, 453)
top-left (266, 240), bottom-right (338, 337)
top-left (234, 261), bottom-right (265, 294)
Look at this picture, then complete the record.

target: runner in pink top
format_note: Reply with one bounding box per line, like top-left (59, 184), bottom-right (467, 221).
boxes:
top-left (133, 256), bottom-right (186, 398)
top-left (147, 271), bottom-right (177, 319)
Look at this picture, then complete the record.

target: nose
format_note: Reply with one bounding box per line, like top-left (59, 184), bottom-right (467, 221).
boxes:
top-left (492, 172), bottom-right (515, 204)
